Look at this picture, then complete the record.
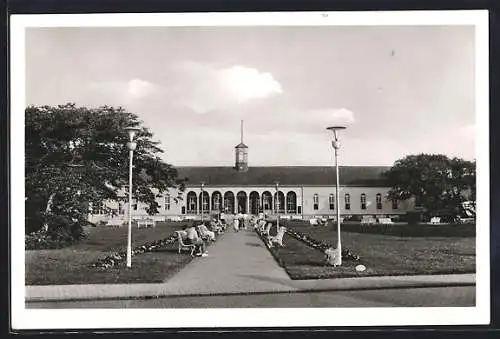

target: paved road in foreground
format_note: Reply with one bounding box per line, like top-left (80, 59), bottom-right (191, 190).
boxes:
top-left (28, 286), bottom-right (474, 308)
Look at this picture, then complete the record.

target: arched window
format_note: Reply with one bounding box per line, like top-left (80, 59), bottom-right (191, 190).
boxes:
top-left (199, 191), bottom-right (209, 212)
top-left (212, 191), bottom-right (222, 211)
top-left (274, 191), bottom-right (285, 213)
top-left (376, 193), bottom-right (382, 210)
top-left (345, 194), bottom-right (351, 210)
top-left (360, 193), bottom-right (367, 210)
top-left (287, 191), bottom-right (297, 214)
top-left (313, 194), bottom-right (319, 210)
top-left (224, 191), bottom-right (235, 213)
top-left (329, 194), bottom-right (335, 210)
top-left (186, 191), bottom-right (197, 214)
top-left (262, 191), bottom-right (273, 211)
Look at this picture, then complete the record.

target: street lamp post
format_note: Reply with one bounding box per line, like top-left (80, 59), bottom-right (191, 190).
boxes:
top-left (125, 127), bottom-right (140, 268)
top-left (327, 126), bottom-right (346, 266)
top-left (275, 182), bottom-right (280, 231)
top-left (201, 181), bottom-right (205, 223)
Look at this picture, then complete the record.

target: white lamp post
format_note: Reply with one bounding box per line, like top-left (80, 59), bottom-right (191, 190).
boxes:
top-left (201, 181), bottom-right (205, 222)
top-left (125, 127), bottom-right (140, 268)
top-left (327, 125), bottom-right (346, 266)
top-left (275, 182), bottom-right (280, 231)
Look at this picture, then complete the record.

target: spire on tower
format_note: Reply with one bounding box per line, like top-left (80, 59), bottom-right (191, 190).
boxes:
top-left (241, 120), bottom-right (244, 144)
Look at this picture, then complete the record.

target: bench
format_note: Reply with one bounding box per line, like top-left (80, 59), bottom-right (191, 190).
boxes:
top-left (175, 231), bottom-right (196, 256)
top-left (361, 216), bottom-right (376, 225)
top-left (136, 219), bottom-right (155, 228)
top-left (377, 217), bottom-right (393, 224)
top-left (106, 218), bottom-right (124, 228)
top-left (268, 226), bottom-right (287, 248)
top-left (430, 217), bottom-right (441, 224)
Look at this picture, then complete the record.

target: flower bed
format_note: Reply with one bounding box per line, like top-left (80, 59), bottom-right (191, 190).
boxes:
top-left (90, 233), bottom-right (178, 269)
top-left (285, 228), bottom-right (361, 261)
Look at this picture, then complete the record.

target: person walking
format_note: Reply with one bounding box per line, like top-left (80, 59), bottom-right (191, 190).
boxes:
top-left (233, 217), bottom-right (240, 232)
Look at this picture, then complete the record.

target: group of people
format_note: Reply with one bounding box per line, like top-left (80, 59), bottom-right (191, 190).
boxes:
top-left (179, 213), bottom-right (276, 257)
top-left (220, 212), bottom-right (260, 232)
top-left (181, 218), bottom-right (226, 257)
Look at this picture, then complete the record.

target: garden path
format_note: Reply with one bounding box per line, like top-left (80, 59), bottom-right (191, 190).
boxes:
top-left (162, 228), bottom-right (297, 295)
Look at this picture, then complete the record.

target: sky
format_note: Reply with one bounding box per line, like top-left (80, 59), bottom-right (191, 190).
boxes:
top-left (25, 25), bottom-right (476, 166)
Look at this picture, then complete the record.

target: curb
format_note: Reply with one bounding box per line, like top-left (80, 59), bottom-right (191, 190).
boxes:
top-left (26, 280), bottom-right (475, 303)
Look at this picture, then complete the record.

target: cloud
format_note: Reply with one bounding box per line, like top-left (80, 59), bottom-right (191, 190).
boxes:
top-left (171, 61), bottom-right (282, 114)
top-left (307, 108), bottom-right (355, 126)
top-left (86, 79), bottom-right (159, 105)
top-left (127, 79), bottom-right (156, 99)
top-left (221, 65), bottom-right (282, 102)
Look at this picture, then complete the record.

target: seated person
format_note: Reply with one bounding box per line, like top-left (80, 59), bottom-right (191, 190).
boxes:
top-left (209, 219), bottom-right (223, 234)
top-left (184, 224), bottom-right (207, 257)
top-left (198, 223), bottom-right (216, 241)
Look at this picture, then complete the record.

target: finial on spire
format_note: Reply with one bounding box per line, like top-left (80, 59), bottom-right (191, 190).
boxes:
top-left (241, 120), bottom-right (244, 143)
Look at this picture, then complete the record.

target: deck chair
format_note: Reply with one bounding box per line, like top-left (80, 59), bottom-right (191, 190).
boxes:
top-left (175, 231), bottom-right (196, 256)
top-left (268, 226), bottom-right (287, 248)
top-left (262, 222), bottom-right (272, 236)
top-left (197, 225), bottom-right (216, 241)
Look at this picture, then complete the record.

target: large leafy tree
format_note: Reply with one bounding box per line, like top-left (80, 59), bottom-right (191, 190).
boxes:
top-left (25, 103), bottom-right (185, 241)
top-left (383, 154), bottom-right (475, 217)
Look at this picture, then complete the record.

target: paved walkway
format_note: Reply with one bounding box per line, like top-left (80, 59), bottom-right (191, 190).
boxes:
top-left (26, 229), bottom-right (476, 302)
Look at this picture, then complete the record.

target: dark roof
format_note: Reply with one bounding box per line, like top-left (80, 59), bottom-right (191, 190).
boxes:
top-left (235, 143), bottom-right (248, 148)
top-left (176, 166), bottom-right (391, 187)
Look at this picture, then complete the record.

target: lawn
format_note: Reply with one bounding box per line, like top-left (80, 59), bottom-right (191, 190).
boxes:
top-left (264, 222), bottom-right (476, 280)
top-left (25, 222), bottom-right (196, 285)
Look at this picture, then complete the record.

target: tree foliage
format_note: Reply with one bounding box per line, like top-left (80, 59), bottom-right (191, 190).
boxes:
top-left (25, 103), bottom-right (185, 241)
top-left (383, 154), bottom-right (475, 217)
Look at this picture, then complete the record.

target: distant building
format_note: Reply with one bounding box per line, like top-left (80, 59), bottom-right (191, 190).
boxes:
top-left (88, 121), bottom-right (414, 223)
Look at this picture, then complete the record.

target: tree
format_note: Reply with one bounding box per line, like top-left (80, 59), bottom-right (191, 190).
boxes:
top-left (383, 154), bottom-right (476, 218)
top-left (25, 103), bottom-right (185, 242)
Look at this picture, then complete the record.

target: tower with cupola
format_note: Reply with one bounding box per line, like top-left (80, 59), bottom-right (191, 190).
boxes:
top-left (235, 120), bottom-right (248, 172)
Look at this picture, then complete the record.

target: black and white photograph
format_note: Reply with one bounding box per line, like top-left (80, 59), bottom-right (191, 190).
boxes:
top-left (10, 10), bottom-right (489, 329)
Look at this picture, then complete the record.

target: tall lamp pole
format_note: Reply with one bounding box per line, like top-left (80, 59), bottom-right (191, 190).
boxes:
top-left (327, 126), bottom-right (346, 266)
top-left (201, 181), bottom-right (205, 222)
top-left (275, 182), bottom-right (280, 231)
top-left (125, 127), bottom-right (140, 268)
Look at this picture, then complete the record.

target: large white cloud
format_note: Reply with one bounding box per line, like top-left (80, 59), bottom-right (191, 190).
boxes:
top-left (307, 108), bottom-right (355, 126)
top-left (87, 78), bottom-right (158, 105)
top-left (172, 61), bottom-right (282, 114)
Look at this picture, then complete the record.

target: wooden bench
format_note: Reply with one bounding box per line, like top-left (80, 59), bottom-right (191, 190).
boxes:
top-left (136, 219), bottom-right (155, 228)
top-left (268, 226), bottom-right (287, 248)
top-left (106, 218), bottom-right (124, 228)
top-left (175, 231), bottom-right (196, 256)
top-left (377, 217), bottom-right (393, 224)
top-left (361, 216), bottom-right (376, 225)
top-left (430, 217), bottom-right (441, 224)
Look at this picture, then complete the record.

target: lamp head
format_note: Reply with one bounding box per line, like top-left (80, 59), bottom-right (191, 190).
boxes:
top-left (326, 126), bottom-right (346, 140)
top-left (327, 126), bottom-right (346, 150)
top-left (125, 127), bottom-right (141, 140)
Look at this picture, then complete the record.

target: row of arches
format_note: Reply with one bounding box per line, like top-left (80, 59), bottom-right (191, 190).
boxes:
top-left (185, 191), bottom-right (298, 215)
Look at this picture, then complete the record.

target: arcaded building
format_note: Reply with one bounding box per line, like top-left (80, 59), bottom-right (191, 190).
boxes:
top-left (89, 124), bottom-right (414, 223)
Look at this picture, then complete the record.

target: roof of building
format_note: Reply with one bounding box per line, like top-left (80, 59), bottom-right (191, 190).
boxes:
top-left (176, 166), bottom-right (391, 187)
top-left (235, 143), bottom-right (248, 148)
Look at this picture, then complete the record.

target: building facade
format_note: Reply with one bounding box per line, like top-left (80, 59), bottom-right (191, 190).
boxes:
top-left (88, 123), bottom-right (414, 223)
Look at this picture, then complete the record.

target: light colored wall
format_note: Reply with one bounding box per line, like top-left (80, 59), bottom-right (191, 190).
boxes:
top-left (89, 185), bottom-right (414, 222)
top-left (301, 186), bottom-right (413, 218)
